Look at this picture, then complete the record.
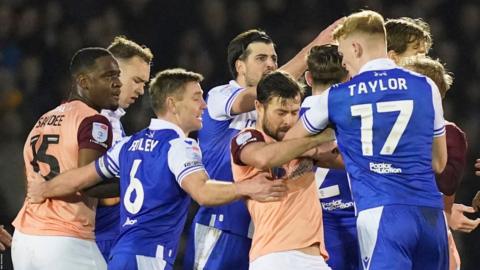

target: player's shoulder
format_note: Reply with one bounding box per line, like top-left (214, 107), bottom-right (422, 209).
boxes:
top-left (207, 81), bottom-right (243, 98)
top-left (301, 95), bottom-right (318, 108)
top-left (168, 138), bottom-right (202, 162)
top-left (233, 128), bottom-right (264, 146)
top-left (445, 121), bottom-right (466, 138)
top-left (169, 137), bottom-right (199, 149)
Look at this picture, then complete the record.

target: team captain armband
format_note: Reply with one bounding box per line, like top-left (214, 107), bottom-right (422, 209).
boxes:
top-left (231, 129), bottom-right (265, 166)
top-left (168, 138), bottom-right (206, 186)
top-left (78, 114), bottom-right (113, 151)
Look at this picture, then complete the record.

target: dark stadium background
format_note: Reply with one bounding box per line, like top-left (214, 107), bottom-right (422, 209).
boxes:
top-left (0, 0), bottom-right (479, 269)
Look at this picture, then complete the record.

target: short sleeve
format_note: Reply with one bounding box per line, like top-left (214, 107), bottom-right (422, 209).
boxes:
top-left (77, 114), bottom-right (113, 151)
top-left (301, 90), bottom-right (330, 134)
top-left (95, 136), bottom-right (131, 180)
top-left (167, 138), bottom-right (206, 186)
top-left (426, 78), bottom-right (446, 137)
top-left (231, 129), bottom-right (265, 166)
top-left (207, 83), bottom-right (244, 121)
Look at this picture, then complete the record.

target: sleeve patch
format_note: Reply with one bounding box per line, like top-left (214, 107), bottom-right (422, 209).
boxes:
top-left (92, 122), bottom-right (109, 143)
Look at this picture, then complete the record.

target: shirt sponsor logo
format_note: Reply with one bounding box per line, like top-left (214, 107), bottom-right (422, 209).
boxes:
top-left (321, 199), bottom-right (354, 211)
top-left (92, 122), bottom-right (109, 143)
top-left (369, 162), bottom-right (402, 174)
top-left (122, 217), bottom-right (137, 227)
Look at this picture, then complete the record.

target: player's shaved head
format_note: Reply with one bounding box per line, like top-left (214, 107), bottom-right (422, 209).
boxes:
top-left (69, 47), bottom-right (114, 77)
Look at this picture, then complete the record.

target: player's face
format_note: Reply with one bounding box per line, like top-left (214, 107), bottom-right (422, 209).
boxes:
top-left (87, 55), bottom-right (122, 111)
top-left (117, 56), bottom-right (150, 109)
top-left (175, 81), bottom-right (207, 134)
top-left (398, 39), bottom-right (427, 58)
top-left (241, 42), bottom-right (278, 87)
top-left (260, 95), bottom-right (301, 141)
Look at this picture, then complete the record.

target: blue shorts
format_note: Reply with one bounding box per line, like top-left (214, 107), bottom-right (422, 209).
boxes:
top-left (183, 223), bottom-right (251, 270)
top-left (356, 205), bottom-right (448, 270)
top-left (323, 216), bottom-right (359, 270)
top-left (109, 252), bottom-right (172, 270)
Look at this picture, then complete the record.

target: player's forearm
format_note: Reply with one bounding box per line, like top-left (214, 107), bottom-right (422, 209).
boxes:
top-left (42, 163), bottom-right (101, 198)
top-left (83, 179), bottom-right (120, 198)
top-left (250, 137), bottom-right (322, 170)
top-left (194, 181), bottom-right (240, 206)
top-left (230, 87), bottom-right (257, 115)
top-left (279, 46), bottom-right (309, 80)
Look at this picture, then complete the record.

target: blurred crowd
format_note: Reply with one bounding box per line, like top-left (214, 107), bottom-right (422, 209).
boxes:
top-left (0, 0), bottom-right (479, 269)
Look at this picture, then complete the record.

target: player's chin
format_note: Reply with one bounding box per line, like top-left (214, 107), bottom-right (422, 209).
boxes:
top-left (195, 119), bottom-right (203, 130)
top-left (107, 101), bottom-right (119, 111)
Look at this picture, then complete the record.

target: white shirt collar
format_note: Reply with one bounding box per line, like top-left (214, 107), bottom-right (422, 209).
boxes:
top-left (229, 80), bottom-right (242, 89)
top-left (358, 58), bottom-right (397, 74)
top-left (101, 108), bottom-right (126, 119)
top-left (148, 118), bottom-right (186, 137)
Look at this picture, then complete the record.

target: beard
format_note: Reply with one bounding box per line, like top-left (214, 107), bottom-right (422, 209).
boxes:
top-left (262, 117), bottom-right (289, 141)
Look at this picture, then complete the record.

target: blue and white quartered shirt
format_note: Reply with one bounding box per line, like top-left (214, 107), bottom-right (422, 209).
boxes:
top-left (95, 118), bottom-right (206, 265)
top-left (301, 58), bottom-right (445, 212)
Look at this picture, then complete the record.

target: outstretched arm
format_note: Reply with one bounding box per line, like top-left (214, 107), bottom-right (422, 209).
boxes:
top-left (279, 17), bottom-right (345, 79)
top-left (27, 162), bottom-right (103, 203)
top-left (234, 129), bottom-right (334, 171)
top-left (181, 171), bottom-right (287, 206)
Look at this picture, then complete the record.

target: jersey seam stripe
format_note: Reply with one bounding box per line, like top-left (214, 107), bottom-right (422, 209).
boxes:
top-left (301, 114), bottom-right (321, 134)
top-left (224, 88), bottom-right (243, 116)
top-left (95, 157), bottom-right (113, 180)
top-left (177, 166), bottom-right (205, 185)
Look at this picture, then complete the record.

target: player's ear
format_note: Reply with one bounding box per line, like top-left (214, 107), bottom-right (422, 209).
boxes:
top-left (254, 100), bottom-right (263, 114)
top-left (353, 42), bottom-right (362, 58)
top-left (166, 96), bottom-right (177, 114)
top-left (387, 50), bottom-right (400, 63)
top-left (304, 71), bottom-right (313, 87)
top-left (235, 59), bottom-right (246, 77)
top-left (77, 74), bottom-right (90, 90)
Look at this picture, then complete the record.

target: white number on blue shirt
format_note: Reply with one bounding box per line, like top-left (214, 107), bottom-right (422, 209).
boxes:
top-left (351, 100), bottom-right (413, 156)
top-left (124, 159), bottom-right (145, 214)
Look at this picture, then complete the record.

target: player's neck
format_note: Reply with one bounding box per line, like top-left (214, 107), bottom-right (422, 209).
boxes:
top-left (156, 114), bottom-right (188, 136)
top-left (68, 93), bottom-right (100, 112)
top-left (312, 85), bottom-right (330, 96)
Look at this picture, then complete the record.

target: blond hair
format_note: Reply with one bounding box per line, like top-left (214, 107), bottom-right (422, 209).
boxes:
top-left (333, 10), bottom-right (386, 40)
top-left (108, 36), bottom-right (153, 64)
top-left (400, 56), bottom-right (453, 98)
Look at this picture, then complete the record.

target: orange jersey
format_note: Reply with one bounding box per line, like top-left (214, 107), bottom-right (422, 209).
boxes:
top-left (231, 128), bottom-right (327, 262)
top-left (13, 100), bottom-right (113, 240)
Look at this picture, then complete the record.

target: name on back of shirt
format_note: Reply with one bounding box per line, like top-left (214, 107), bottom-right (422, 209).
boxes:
top-left (348, 77), bottom-right (407, 96)
top-left (35, 114), bottom-right (65, 128)
top-left (128, 138), bottom-right (159, 152)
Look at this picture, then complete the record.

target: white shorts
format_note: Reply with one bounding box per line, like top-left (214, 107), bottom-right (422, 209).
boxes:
top-left (11, 230), bottom-right (107, 270)
top-left (250, 250), bottom-right (331, 270)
